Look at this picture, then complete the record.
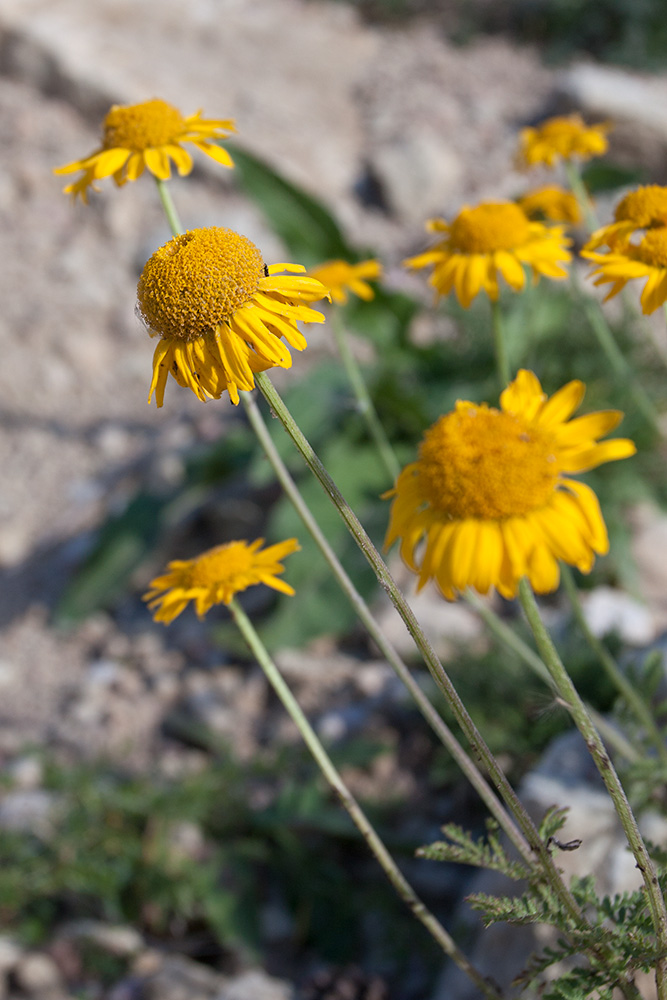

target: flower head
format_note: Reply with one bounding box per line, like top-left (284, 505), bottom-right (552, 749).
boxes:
top-left (136, 227), bottom-right (328, 407)
top-left (583, 227), bottom-right (667, 314)
top-left (584, 184), bottom-right (667, 251)
top-left (308, 259), bottom-right (382, 304)
top-left (404, 202), bottom-right (571, 308)
top-left (54, 98), bottom-right (235, 202)
top-left (517, 185), bottom-right (582, 225)
top-left (517, 114), bottom-right (610, 169)
top-left (144, 537), bottom-right (300, 624)
top-left (384, 370), bottom-right (635, 600)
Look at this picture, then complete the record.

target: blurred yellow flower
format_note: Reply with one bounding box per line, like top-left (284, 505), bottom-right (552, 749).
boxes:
top-left (308, 259), bottom-right (382, 304)
top-left (137, 227), bottom-right (328, 407)
top-left (517, 185), bottom-right (582, 225)
top-left (54, 98), bottom-right (235, 202)
top-left (384, 369), bottom-right (635, 601)
top-left (145, 538), bottom-right (300, 624)
top-left (404, 202), bottom-right (571, 308)
top-left (584, 184), bottom-right (667, 252)
top-left (583, 227), bottom-right (667, 314)
top-left (518, 114), bottom-right (609, 168)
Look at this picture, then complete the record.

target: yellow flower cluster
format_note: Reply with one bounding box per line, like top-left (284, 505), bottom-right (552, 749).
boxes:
top-left (56, 102), bottom-right (637, 611)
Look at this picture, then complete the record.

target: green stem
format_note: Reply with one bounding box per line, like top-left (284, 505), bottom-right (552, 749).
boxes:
top-left (518, 578), bottom-right (667, 999)
top-left (561, 565), bottom-right (667, 763)
top-left (155, 178), bottom-right (184, 236)
top-left (240, 389), bottom-right (534, 866)
top-left (254, 371), bottom-right (585, 926)
top-left (564, 161), bottom-right (599, 232)
top-left (571, 274), bottom-right (662, 434)
top-left (490, 299), bottom-right (512, 389)
top-left (330, 310), bottom-right (400, 484)
top-left (465, 589), bottom-right (640, 765)
top-left (228, 597), bottom-right (502, 999)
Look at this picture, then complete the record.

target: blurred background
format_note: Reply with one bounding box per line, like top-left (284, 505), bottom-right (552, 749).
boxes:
top-left (1, 1), bottom-right (667, 998)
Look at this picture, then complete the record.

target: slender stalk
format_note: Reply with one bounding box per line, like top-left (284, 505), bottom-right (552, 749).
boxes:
top-left (331, 310), bottom-right (400, 484)
top-left (561, 565), bottom-right (667, 763)
top-left (254, 371), bottom-right (585, 925)
top-left (563, 161), bottom-right (599, 232)
top-left (465, 590), bottom-right (640, 765)
top-left (518, 578), bottom-right (667, 999)
top-left (155, 178), bottom-right (184, 236)
top-left (240, 389), bottom-right (534, 866)
top-left (228, 597), bottom-right (502, 999)
top-left (490, 299), bottom-right (512, 389)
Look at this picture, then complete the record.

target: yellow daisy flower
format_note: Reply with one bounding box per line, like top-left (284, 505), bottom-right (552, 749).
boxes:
top-left (145, 538), bottom-right (300, 624)
top-left (384, 369), bottom-right (635, 601)
top-left (136, 227), bottom-right (328, 407)
top-left (584, 184), bottom-right (667, 252)
top-left (517, 185), bottom-right (582, 225)
top-left (308, 259), bottom-right (382, 304)
top-left (404, 202), bottom-right (571, 308)
top-left (54, 98), bottom-right (235, 202)
top-left (517, 114), bottom-right (610, 169)
top-left (583, 227), bottom-right (667, 314)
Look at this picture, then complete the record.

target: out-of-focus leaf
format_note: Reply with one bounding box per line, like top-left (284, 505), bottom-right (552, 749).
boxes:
top-left (55, 493), bottom-right (170, 625)
top-left (581, 161), bottom-right (645, 195)
top-left (229, 143), bottom-right (355, 265)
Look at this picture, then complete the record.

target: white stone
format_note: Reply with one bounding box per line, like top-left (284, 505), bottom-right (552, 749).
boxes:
top-left (581, 586), bottom-right (656, 645)
top-left (14, 953), bottom-right (62, 995)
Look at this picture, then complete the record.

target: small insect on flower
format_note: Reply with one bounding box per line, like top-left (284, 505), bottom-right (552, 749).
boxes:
top-left (136, 227), bottom-right (328, 406)
top-left (54, 98), bottom-right (235, 202)
top-left (144, 538), bottom-right (300, 624)
top-left (384, 369), bottom-right (635, 601)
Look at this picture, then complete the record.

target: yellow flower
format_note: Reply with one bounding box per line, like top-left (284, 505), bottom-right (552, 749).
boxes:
top-left (404, 202), bottom-right (571, 308)
top-left (517, 185), bottom-right (582, 225)
top-left (583, 227), bottom-right (667, 314)
top-left (517, 114), bottom-right (610, 169)
top-left (384, 370), bottom-right (635, 601)
top-left (308, 259), bottom-right (382, 304)
top-left (584, 184), bottom-right (667, 251)
top-left (136, 227), bottom-right (328, 407)
top-left (54, 98), bottom-right (235, 202)
top-left (144, 537), bottom-right (300, 624)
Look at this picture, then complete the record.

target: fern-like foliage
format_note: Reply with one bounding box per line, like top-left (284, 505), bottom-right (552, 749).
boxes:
top-left (417, 820), bottom-right (531, 880)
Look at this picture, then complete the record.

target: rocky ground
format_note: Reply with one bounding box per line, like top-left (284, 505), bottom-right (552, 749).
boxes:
top-left (2, 0), bottom-right (667, 998)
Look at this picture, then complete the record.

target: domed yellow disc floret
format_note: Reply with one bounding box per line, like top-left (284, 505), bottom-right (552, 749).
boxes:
top-left (517, 114), bottom-right (609, 168)
top-left (137, 228), bottom-right (265, 340)
top-left (384, 369), bottom-right (635, 600)
top-left (419, 404), bottom-right (559, 521)
top-left (404, 201), bottom-right (571, 308)
top-left (137, 226), bottom-right (328, 408)
top-left (449, 203), bottom-right (531, 254)
top-left (102, 99), bottom-right (186, 151)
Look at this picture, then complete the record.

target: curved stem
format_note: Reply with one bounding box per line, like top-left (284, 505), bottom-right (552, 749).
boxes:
top-left (254, 370), bottom-right (585, 926)
top-left (490, 299), bottom-right (512, 389)
top-left (228, 597), bottom-right (502, 999)
top-left (240, 389), bottom-right (534, 866)
top-left (330, 310), bottom-right (400, 484)
top-left (560, 565), bottom-right (667, 763)
top-left (518, 578), bottom-right (667, 999)
top-left (155, 178), bottom-right (184, 236)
